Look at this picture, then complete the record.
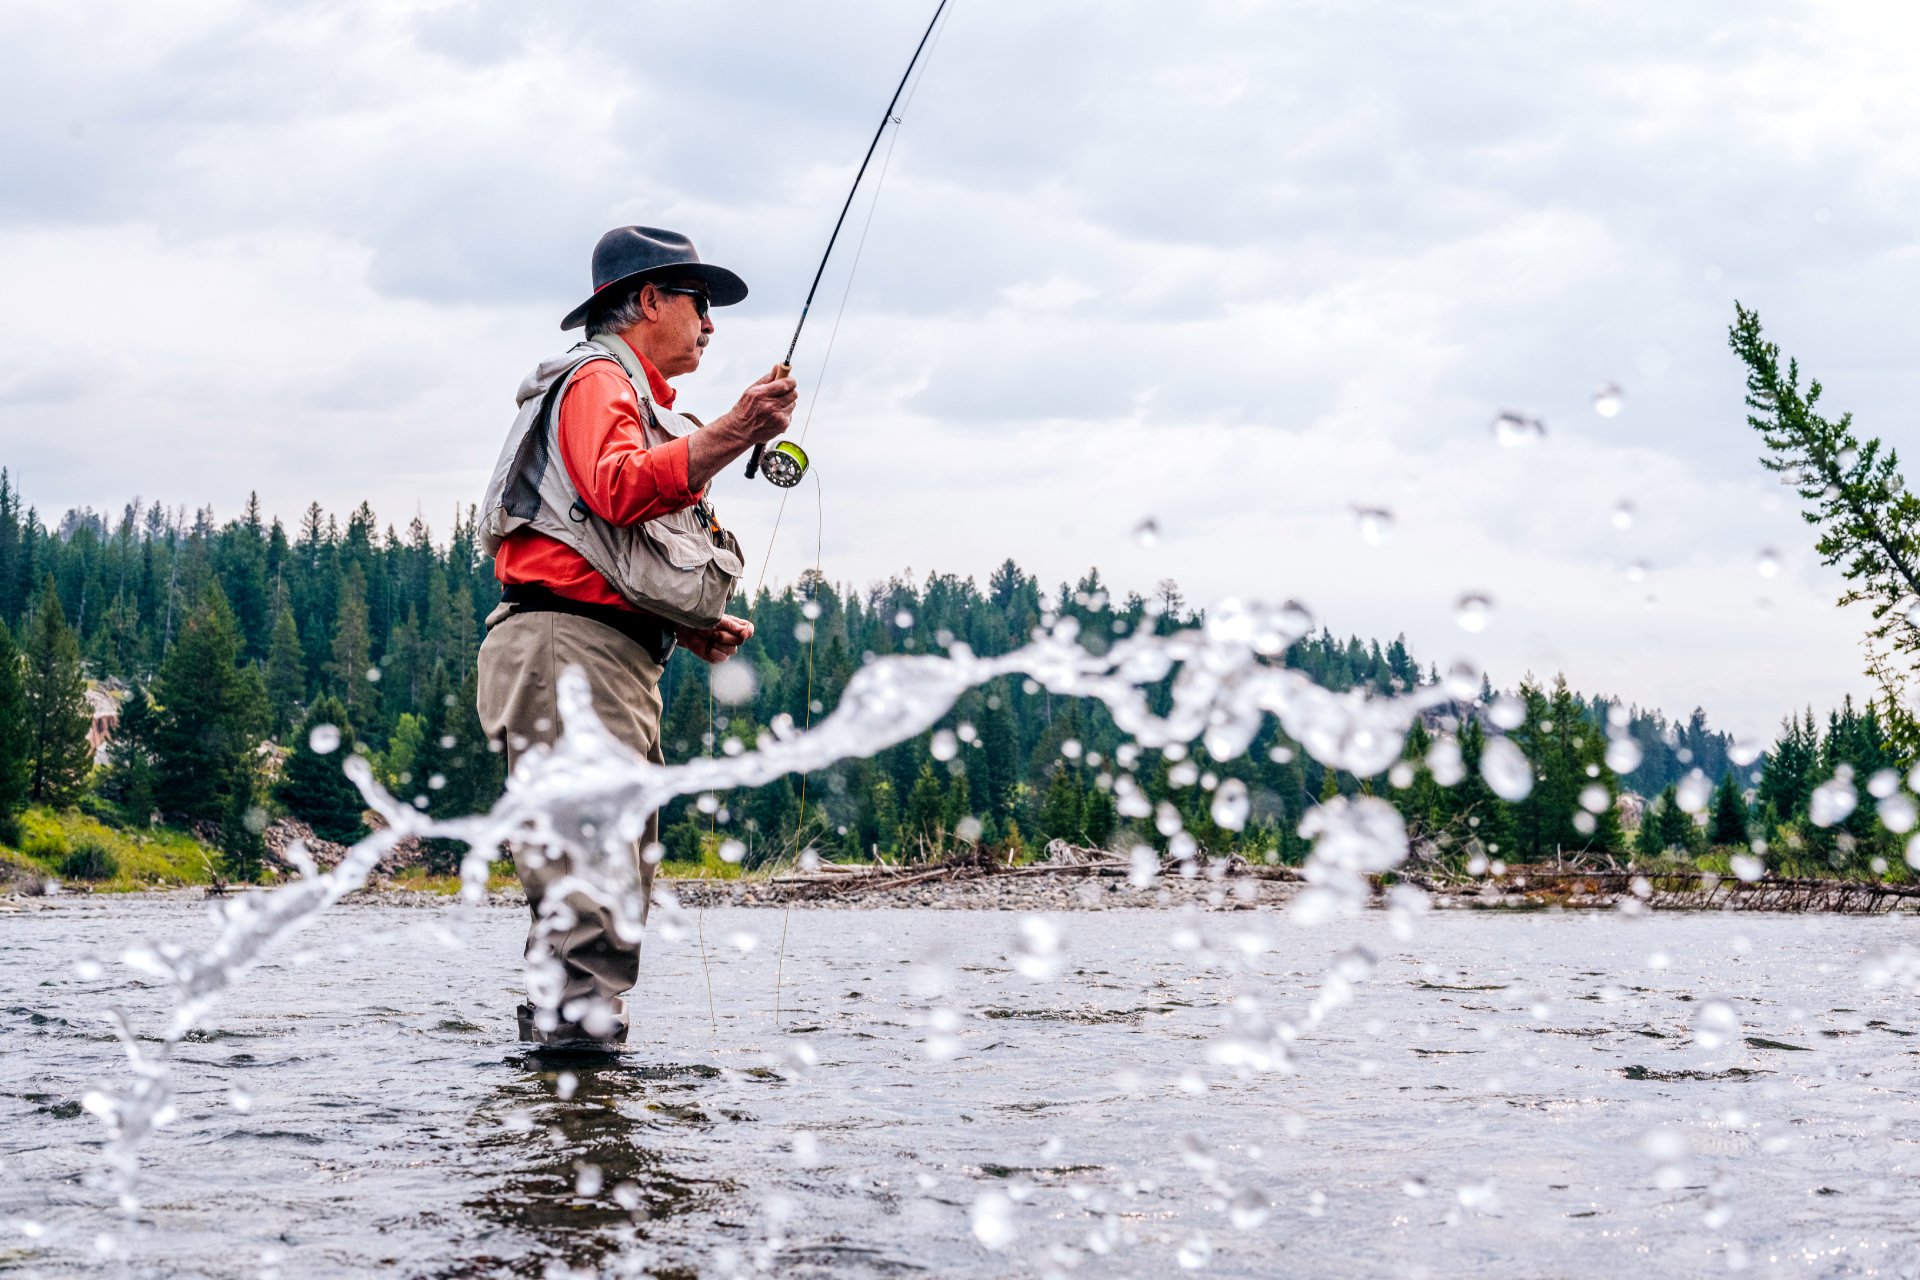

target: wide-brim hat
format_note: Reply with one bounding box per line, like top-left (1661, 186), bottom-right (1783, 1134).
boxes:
top-left (560, 225), bottom-right (749, 330)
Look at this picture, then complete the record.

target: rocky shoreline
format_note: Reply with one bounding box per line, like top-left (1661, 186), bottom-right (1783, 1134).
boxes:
top-left (12, 864), bottom-right (1918, 914)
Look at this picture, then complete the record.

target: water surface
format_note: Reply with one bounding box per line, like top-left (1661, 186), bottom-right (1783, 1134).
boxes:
top-left (3, 899), bottom-right (1918, 1277)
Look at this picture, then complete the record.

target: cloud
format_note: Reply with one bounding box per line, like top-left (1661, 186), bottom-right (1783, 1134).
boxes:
top-left (1, 0), bottom-right (1916, 733)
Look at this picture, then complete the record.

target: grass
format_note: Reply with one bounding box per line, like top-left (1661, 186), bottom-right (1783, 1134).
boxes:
top-left (383, 862), bottom-right (521, 896)
top-left (1, 805), bottom-right (221, 892)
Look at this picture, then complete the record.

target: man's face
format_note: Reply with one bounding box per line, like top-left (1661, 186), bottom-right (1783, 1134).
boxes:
top-left (643, 280), bottom-right (714, 378)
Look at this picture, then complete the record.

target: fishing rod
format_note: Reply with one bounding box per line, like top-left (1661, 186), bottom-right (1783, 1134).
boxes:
top-left (743, 0), bottom-right (951, 488)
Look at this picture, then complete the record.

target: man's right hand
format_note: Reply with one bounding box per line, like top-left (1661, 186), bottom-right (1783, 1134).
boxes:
top-left (717, 366), bottom-right (798, 447)
top-left (687, 366), bottom-right (798, 491)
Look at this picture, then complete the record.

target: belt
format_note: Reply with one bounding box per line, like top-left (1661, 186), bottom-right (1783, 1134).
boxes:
top-left (496, 583), bottom-right (677, 665)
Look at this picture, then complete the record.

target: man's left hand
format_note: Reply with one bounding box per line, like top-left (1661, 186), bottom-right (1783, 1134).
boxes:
top-left (675, 614), bottom-right (754, 664)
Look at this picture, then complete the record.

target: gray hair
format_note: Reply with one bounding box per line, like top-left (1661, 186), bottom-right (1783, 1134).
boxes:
top-left (585, 285), bottom-right (650, 339)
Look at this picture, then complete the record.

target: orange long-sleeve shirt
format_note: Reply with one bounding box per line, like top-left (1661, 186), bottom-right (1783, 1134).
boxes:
top-left (494, 346), bottom-right (704, 611)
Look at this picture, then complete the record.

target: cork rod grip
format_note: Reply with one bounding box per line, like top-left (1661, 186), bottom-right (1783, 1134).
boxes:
top-left (742, 363), bottom-right (792, 480)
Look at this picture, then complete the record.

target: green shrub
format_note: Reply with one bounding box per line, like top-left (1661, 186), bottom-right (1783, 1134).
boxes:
top-left (20, 828), bottom-right (68, 864)
top-left (59, 839), bottom-right (119, 881)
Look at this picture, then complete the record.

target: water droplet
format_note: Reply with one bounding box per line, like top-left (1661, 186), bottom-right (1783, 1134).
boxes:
top-left (726, 929), bottom-right (758, 953)
top-left (75, 957), bottom-right (103, 980)
top-left (1488, 694), bottom-right (1526, 731)
top-left (1578, 783), bottom-right (1610, 814)
top-left (1605, 736), bottom-right (1643, 774)
top-left (555, 1071), bottom-right (578, 1100)
top-left (1176, 1232), bottom-right (1213, 1269)
top-left (971, 1191), bottom-right (1016, 1250)
top-left (1838, 447), bottom-right (1859, 470)
top-left (1878, 793), bottom-right (1915, 834)
top-left (1676, 770), bottom-right (1711, 814)
top-left (1625, 560), bottom-right (1649, 582)
top-left (1210, 778), bottom-right (1250, 831)
top-left (1730, 853), bottom-right (1765, 882)
top-left (719, 839), bottom-right (746, 864)
top-left (1426, 736), bottom-right (1465, 787)
top-left (1868, 768), bottom-right (1901, 799)
top-left (1694, 1000), bottom-right (1740, 1049)
top-left (1491, 410), bottom-right (1546, 447)
top-left (1010, 915), bottom-right (1064, 980)
top-left (710, 662), bottom-right (758, 706)
top-left (308, 724), bottom-right (340, 755)
top-left (1228, 1185), bottom-right (1271, 1230)
top-left (1351, 505), bottom-right (1394, 545)
top-left (801, 599), bottom-right (822, 620)
top-left (1610, 500), bottom-right (1636, 530)
top-left (1756, 548), bottom-right (1779, 578)
top-left (1132, 517), bottom-right (1161, 547)
top-left (930, 729), bottom-right (958, 761)
top-left (1592, 383), bottom-right (1624, 418)
top-left (1128, 845), bottom-right (1161, 888)
top-left (575, 1162), bottom-right (604, 1196)
top-left (1479, 736), bottom-right (1533, 801)
top-left (1809, 773), bottom-right (1858, 828)
top-left (1454, 593), bottom-right (1492, 634)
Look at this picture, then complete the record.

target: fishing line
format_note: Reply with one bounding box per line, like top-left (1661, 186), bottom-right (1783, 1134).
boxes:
top-left (773, 464), bottom-right (826, 1029)
top-left (743, 0), bottom-right (955, 484)
top-left (764, 4), bottom-right (957, 1027)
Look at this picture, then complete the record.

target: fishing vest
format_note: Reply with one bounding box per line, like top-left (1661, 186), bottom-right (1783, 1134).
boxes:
top-left (479, 335), bottom-right (744, 631)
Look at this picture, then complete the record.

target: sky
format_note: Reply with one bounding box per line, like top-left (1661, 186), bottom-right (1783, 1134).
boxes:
top-left (4, 0), bottom-right (1919, 741)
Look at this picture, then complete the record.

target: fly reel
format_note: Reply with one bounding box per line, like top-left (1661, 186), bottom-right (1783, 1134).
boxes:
top-left (759, 440), bottom-right (810, 488)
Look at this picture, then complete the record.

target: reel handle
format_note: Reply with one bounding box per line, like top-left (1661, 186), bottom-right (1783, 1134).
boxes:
top-left (742, 362), bottom-right (793, 480)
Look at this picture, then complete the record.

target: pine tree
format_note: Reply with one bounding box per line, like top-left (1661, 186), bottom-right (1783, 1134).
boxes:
top-left (21, 578), bottom-right (94, 806)
top-left (151, 583), bottom-right (266, 825)
top-left (100, 682), bottom-right (159, 824)
top-left (277, 695), bottom-right (367, 844)
top-left (902, 762), bottom-right (947, 856)
top-left (1652, 783), bottom-right (1695, 853)
top-left (330, 564), bottom-right (375, 727)
top-left (0, 619), bottom-right (29, 843)
top-left (264, 600), bottom-right (306, 736)
top-left (1040, 765), bottom-right (1085, 845)
top-left (1082, 777), bottom-right (1117, 848)
top-left (1633, 796), bottom-right (1666, 859)
top-left (1710, 771), bottom-right (1749, 846)
top-left (411, 667), bottom-right (505, 875)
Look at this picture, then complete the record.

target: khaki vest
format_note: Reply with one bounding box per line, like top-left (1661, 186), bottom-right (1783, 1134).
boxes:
top-left (480, 335), bottom-right (744, 630)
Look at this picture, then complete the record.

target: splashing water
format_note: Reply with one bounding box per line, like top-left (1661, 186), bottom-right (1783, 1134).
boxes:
top-left (1454, 593), bottom-right (1492, 634)
top-left (1351, 505), bottom-right (1394, 545)
top-left (84, 598), bottom-right (1473, 1187)
top-left (1490, 411), bottom-right (1546, 447)
top-left (1479, 736), bottom-right (1534, 801)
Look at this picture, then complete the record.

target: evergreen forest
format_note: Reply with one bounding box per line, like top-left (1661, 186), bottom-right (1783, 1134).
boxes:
top-left (0, 469), bottom-right (1908, 883)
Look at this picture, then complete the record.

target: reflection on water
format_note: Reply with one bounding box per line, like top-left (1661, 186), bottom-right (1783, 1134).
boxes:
top-left (6, 898), bottom-right (1920, 1277)
top-left (441, 1059), bottom-right (733, 1280)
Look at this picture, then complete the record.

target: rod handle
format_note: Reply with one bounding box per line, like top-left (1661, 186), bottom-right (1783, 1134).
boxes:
top-left (743, 363), bottom-right (792, 480)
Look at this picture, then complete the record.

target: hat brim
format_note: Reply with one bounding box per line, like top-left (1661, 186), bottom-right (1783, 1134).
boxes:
top-left (560, 263), bottom-right (749, 330)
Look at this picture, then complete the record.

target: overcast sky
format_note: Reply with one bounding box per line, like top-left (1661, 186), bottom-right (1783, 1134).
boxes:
top-left (4, 0), bottom-right (1918, 740)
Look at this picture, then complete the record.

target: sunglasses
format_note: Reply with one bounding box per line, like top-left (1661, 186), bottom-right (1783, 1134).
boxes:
top-left (655, 285), bottom-right (711, 319)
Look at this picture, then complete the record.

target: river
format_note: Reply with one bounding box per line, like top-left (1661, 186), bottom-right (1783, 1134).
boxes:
top-left (3, 898), bottom-right (1917, 1277)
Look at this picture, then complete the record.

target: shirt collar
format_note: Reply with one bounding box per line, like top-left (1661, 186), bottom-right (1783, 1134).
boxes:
top-left (636, 352), bottom-right (676, 410)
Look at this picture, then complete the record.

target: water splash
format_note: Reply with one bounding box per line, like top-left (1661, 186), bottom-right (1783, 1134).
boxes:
top-left (84, 599), bottom-right (1471, 1189)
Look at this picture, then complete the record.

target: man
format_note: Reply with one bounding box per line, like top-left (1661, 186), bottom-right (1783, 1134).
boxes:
top-left (477, 225), bottom-right (796, 1048)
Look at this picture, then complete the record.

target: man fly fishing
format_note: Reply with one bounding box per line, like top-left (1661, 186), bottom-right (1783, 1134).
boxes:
top-left (477, 226), bottom-right (797, 1049)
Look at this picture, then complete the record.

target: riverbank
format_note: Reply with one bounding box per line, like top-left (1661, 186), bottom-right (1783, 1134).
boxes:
top-left (10, 863), bottom-right (1920, 914)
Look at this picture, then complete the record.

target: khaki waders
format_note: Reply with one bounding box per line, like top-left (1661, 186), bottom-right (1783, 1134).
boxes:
top-left (476, 603), bottom-right (665, 1041)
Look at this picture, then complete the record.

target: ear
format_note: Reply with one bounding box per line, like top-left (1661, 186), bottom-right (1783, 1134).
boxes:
top-left (636, 282), bottom-right (663, 321)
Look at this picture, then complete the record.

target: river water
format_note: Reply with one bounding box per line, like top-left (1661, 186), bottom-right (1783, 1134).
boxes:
top-left (3, 898), bottom-right (1918, 1278)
